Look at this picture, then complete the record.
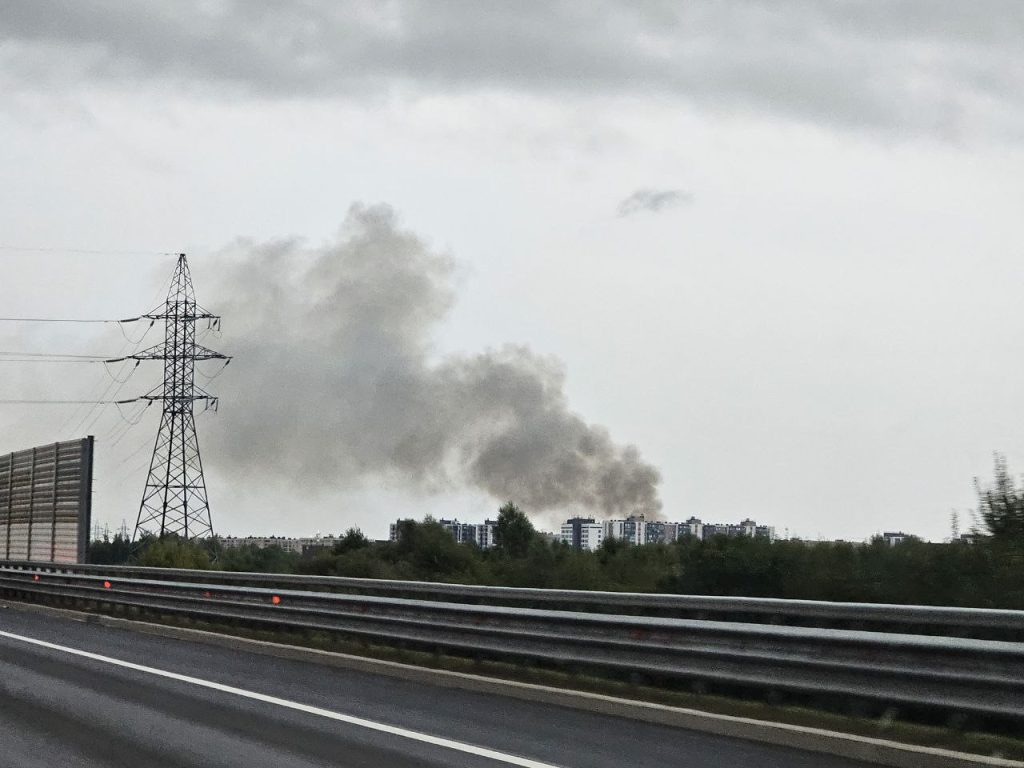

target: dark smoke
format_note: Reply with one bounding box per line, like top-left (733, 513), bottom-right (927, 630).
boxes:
top-left (206, 204), bottom-right (662, 520)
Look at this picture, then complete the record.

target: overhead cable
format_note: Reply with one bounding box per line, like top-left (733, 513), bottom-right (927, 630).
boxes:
top-left (0, 246), bottom-right (180, 256)
top-left (0, 398), bottom-right (142, 405)
top-left (0, 316), bottom-right (146, 324)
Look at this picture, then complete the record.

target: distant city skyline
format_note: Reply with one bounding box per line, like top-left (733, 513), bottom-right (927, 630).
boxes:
top-left (211, 512), bottom-right (928, 546)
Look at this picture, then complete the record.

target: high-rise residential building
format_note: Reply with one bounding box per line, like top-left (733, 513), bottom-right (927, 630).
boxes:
top-left (700, 519), bottom-right (775, 541)
top-left (882, 531), bottom-right (911, 547)
top-left (220, 534), bottom-right (340, 554)
top-left (604, 515), bottom-right (647, 545)
top-left (438, 518), bottom-right (479, 545)
top-left (681, 517), bottom-right (704, 539)
top-left (389, 519), bottom-right (413, 543)
top-left (476, 519), bottom-right (498, 548)
top-left (644, 520), bottom-right (683, 544)
top-left (389, 517), bottom-right (498, 548)
top-left (560, 517), bottom-right (605, 551)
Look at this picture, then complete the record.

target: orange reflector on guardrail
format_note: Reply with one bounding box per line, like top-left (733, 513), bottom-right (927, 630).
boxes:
top-left (103, 581), bottom-right (111, 589)
top-left (271, 595), bottom-right (281, 605)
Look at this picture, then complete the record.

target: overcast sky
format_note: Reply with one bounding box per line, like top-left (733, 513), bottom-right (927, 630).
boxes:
top-left (2, 1), bottom-right (1023, 541)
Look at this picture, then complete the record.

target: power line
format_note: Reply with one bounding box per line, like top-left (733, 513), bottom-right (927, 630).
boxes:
top-left (0, 316), bottom-right (147, 324)
top-left (111, 407), bottom-right (159, 448)
top-left (0, 246), bottom-right (180, 256)
top-left (0, 353), bottom-right (152, 366)
top-left (0, 398), bottom-right (142, 405)
top-left (73, 368), bottom-right (131, 436)
top-left (0, 352), bottom-right (110, 358)
top-left (0, 251), bottom-right (231, 536)
top-left (0, 360), bottom-right (110, 363)
top-left (107, 400), bottom-right (155, 445)
top-left (0, 352), bottom-right (115, 363)
top-left (59, 320), bottom-right (157, 438)
top-left (102, 359), bottom-right (142, 383)
top-left (197, 359), bottom-right (231, 382)
top-left (113, 434), bottom-right (160, 479)
top-left (118, 319), bottom-right (156, 344)
top-left (78, 361), bottom-right (143, 435)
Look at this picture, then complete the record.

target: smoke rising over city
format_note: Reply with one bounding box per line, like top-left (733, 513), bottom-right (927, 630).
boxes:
top-left (3, 2), bottom-right (1020, 542)
top-left (207, 204), bottom-right (662, 521)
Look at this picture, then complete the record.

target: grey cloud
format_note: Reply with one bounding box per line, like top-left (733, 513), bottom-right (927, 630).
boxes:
top-left (617, 189), bottom-right (693, 217)
top-left (205, 203), bottom-right (662, 522)
top-left (2, 1), bottom-right (1023, 138)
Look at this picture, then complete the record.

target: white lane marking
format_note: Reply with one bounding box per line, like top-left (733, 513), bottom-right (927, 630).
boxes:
top-left (0, 629), bottom-right (560, 768)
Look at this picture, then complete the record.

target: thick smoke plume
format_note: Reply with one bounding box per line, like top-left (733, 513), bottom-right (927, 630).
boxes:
top-left (207, 204), bottom-right (662, 520)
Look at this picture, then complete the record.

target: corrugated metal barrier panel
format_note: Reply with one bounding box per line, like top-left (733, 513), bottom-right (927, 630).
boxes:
top-left (0, 437), bottom-right (94, 564)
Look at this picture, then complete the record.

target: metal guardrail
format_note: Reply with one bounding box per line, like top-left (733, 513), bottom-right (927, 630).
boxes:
top-left (1, 559), bottom-right (1022, 639)
top-left (1, 562), bottom-right (1023, 725)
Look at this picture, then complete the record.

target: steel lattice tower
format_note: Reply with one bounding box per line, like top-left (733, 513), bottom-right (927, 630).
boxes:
top-left (132, 254), bottom-right (230, 541)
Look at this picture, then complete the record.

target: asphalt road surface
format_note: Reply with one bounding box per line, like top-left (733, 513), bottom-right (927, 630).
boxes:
top-left (0, 606), bottom-right (873, 768)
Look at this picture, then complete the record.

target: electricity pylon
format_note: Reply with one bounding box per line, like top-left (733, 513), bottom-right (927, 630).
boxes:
top-left (131, 254), bottom-right (230, 541)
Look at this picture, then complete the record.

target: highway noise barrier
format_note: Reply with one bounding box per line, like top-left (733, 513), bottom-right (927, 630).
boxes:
top-left (0, 438), bottom-right (94, 564)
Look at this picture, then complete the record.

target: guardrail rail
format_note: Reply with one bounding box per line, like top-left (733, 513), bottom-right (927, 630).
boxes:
top-left (1, 560), bottom-right (1022, 730)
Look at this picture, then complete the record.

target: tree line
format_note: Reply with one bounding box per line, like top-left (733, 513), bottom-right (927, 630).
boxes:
top-left (89, 458), bottom-right (1024, 609)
